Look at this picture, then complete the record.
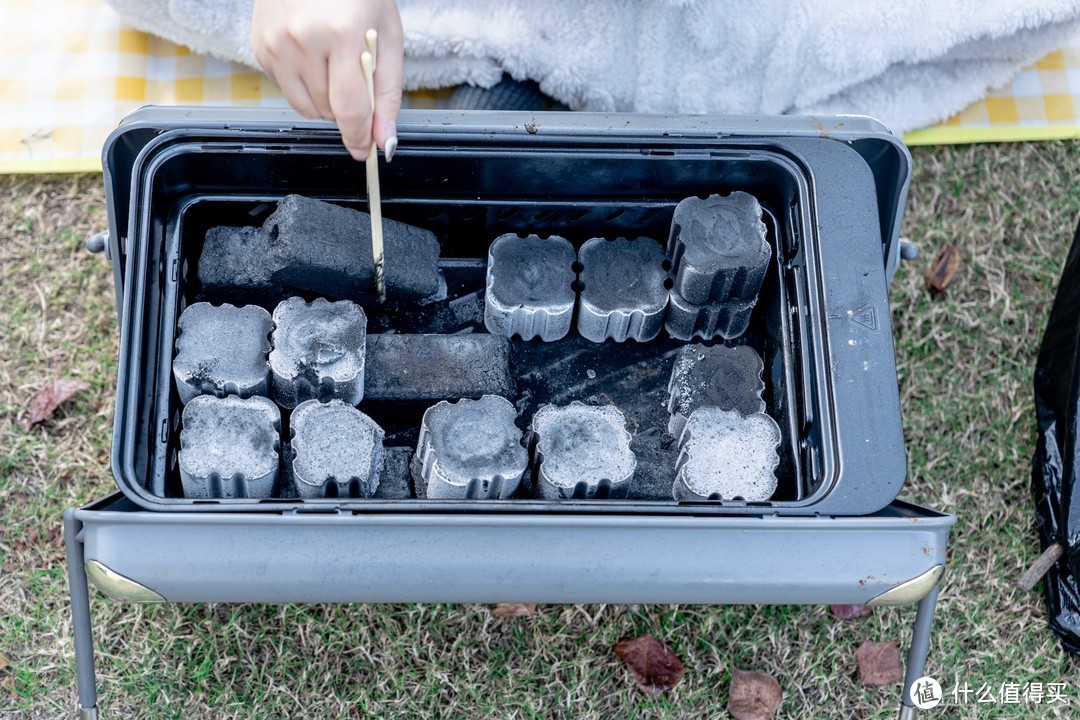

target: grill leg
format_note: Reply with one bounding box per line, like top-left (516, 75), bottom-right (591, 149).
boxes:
top-left (65, 510), bottom-right (100, 720)
top-left (898, 583), bottom-right (941, 720)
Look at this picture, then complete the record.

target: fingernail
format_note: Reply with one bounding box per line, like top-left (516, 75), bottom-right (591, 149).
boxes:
top-left (349, 148), bottom-right (367, 163)
top-left (385, 136), bottom-right (398, 163)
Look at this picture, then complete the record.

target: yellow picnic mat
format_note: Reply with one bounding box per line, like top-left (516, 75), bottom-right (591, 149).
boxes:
top-left (2, 0), bottom-right (1079, 173)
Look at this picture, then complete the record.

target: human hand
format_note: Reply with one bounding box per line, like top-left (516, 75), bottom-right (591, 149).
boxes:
top-left (253, 0), bottom-right (403, 162)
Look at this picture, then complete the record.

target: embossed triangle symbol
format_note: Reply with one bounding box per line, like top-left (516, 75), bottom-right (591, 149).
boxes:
top-left (851, 305), bottom-right (877, 331)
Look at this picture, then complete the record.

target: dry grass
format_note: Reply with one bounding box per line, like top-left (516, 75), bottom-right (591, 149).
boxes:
top-left (1, 141), bottom-right (1079, 719)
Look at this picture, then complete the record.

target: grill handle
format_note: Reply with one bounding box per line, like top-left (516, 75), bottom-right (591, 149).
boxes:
top-left (85, 230), bottom-right (110, 258)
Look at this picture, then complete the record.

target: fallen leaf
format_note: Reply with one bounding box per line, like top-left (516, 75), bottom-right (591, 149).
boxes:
top-left (830, 604), bottom-right (873, 620)
top-left (0, 651), bottom-right (9, 671)
top-left (614, 635), bottom-right (685, 695)
top-left (855, 641), bottom-right (903, 686)
top-left (727, 668), bottom-right (783, 720)
top-left (491, 603), bottom-right (536, 618)
top-left (22, 378), bottom-right (89, 430)
top-left (926, 243), bottom-right (960, 295)
top-left (1, 675), bottom-right (14, 698)
top-left (12, 527), bottom-right (37, 555)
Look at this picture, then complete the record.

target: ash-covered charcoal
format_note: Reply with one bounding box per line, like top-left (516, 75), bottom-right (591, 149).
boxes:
top-left (667, 191), bottom-right (771, 306)
top-left (365, 333), bottom-right (514, 401)
top-left (663, 289), bottom-right (756, 341)
top-left (178, 395), bottom-right (281, 499)
top-left (413, 395), bottom-right (527, 499)
top-left (172, 302), bottom-right (273, 405)
top-left (376, 446), bottom-right (415, 499)
top-left (199, 194), bottom-right (440, 302)
top-left (577, 237), bottom-right (669, 343)
top-left (673, 407), bottom-right (780, 502)
top-left (667, 344), bottom-right (766, 436)
top-left (530, 401), bottom-right (637, 499)
top-left (269, 297), bottom-right (367, 409)
top-left (290, 399), bottom-right (385, 499)
top-left (485, 233), bottom-right (577, 341)
top-left (198, 226), bottom-right (272, 291)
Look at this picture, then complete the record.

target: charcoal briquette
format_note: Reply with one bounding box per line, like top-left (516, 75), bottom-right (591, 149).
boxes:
top-left (178, 395), bottom-right (280, 499)
top-left (577, 237), bottom-right (668, 343)
top-left (269, 297), bottom-right (367, 409)
top-left (172, 302), bottom-right (273, 405)
top-left (484, 234), bottom-right (577, 341)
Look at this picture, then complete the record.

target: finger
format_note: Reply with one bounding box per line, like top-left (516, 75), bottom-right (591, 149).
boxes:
top-left (372, 16), bottom-right (404, 158)
top-left (329, 48), bottom-right (373, 161)
top-left (275, 69), bottom-right (321, 120)
top-left (298, 51), bottom-right (333, 120)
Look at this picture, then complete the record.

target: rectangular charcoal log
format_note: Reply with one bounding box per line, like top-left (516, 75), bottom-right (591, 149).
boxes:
top-left (199, 194), bottom-right (440, 302)
top-left (364, 333), bottom-right (514, 401)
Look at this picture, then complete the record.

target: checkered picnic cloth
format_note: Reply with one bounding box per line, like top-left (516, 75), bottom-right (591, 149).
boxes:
top-left (1, 0), bottom-right (1079, 173)
top-left (904, 45), bottom-right (1080, 145)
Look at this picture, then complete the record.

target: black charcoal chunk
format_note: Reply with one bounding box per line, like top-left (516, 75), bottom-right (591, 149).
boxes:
top-left (264, 194), bottom-right (440, 301)
top-left (198, 226), bottom-right (273, 290)
top-left (484, 233), bottom-right (577, 341)
top-left (668, 192), bottom-right (771, 306)
top-left (199, 194), bottom-right (440, 302)
top-left (577, 237), bottom-right (668, 342)
top-left (375, 446), bottom-right (415, 499)
top-left (364, 333), bottom-right (514, 401)
top-left (667, 344), bottom-right (766, 436)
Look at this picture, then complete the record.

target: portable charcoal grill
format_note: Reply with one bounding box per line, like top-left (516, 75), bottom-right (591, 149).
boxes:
top-left (66, 108), bottom-right (954, 719)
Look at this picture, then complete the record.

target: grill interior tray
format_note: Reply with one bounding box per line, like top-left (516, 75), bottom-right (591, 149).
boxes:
top-left (105, 109), bottom-right (909, 515)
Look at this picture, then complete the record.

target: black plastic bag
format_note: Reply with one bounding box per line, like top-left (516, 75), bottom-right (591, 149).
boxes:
top-left (1033, 217), bottom-right (1080, 653)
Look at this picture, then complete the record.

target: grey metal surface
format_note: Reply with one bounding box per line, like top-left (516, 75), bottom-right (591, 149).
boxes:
top-left (576, 237), bottom-right (668, 343)
top-left (64, 510), bottom-right (97, 712)
top-left (484, 234), bottom-right (577, 341)
top-left (73, 495), bottom-right (954, 604)
top-left (900, 585), bottom-right (941, 714)
top-left (172, 302), bottom-right (272, 405)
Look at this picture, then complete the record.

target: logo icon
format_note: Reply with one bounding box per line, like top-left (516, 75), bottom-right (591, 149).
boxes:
top-left (910, 676), bottom-right (943, 709)
top-left (850, 305), bottom-right (877, 331)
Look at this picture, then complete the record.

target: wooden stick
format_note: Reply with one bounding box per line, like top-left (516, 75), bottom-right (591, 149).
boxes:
top-left (1017, 542), bottom-right (1064, 592)
top-left (360, 31), bottom-right (385, 300)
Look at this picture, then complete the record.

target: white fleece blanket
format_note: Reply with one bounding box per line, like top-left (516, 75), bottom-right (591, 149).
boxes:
top-left (105, 0), bottom-right (1080, 133)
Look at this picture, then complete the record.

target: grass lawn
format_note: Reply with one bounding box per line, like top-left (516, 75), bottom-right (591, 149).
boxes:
top-left (1, 140), bottom-right (1079, 719)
